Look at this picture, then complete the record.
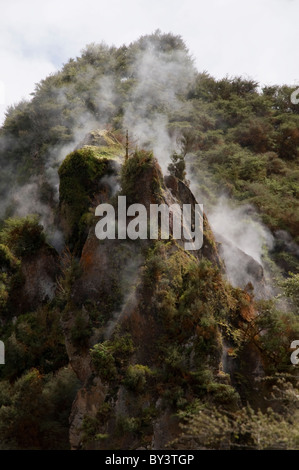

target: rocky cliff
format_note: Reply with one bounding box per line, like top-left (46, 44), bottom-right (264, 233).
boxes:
top-left (56, 130), bottom-right (263, 449)
top-left (0, 129), bottom-right (297, 450)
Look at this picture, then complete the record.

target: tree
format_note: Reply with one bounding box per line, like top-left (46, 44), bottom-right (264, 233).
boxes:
top-left (168, 152), bottom-right (186, 181)
top-left (172, 401), bottom-right (299, 450)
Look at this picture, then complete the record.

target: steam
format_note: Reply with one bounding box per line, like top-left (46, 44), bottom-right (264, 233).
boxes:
top-left (203, 196), bottom-right (274, 297)
top-left (3, 179), bottom-right (65, 252)
top-left (100, 172), bottom-right (120, 197)
top-left (0, 34), bottom-right (293, 306)
top-left (0, 72), bottom-right (121, 247)
top-left (123, 45), bottom-right (195, 172)
top-left (33, 71), bottom-right (122, 205)
top-left (208, 197), bottom-right (273, 265)
top-left (0, 39), bottom-right (196, 238)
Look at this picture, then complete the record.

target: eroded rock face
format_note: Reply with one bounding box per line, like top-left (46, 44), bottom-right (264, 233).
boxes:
top-left (69, 377), bottom-right (108, 450)
top-left (15, 245), bottom-right (58, 313)
top-left (60, 147), bottom-right (239, 450)
top-left (58, 134), bottom-right (122, 254)
top-left (53, 133), bottom-right (268, 450)
top-left (164, 176), bottom-right (222, 267)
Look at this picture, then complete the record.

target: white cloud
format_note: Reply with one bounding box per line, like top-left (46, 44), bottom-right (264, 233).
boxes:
top-left (0, 50), bottom-right (56, 120)
top-left (0, 81), bottom-right (5, 105)
top-left (0, 0), bottom-right (298, 124)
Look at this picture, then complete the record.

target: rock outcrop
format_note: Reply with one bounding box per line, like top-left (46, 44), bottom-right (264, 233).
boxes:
top-left (57, 132), bottom-right (257, 449)
top-left (215, 233), bottom-right (267, 299)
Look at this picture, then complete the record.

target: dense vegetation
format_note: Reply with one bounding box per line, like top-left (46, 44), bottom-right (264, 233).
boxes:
top-left (1, 31), bottom-right (298, 243)
top-left (0, 31), bottom-right (298, 449)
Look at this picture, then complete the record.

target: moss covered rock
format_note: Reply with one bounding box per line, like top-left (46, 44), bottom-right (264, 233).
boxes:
top-left (58, 145), bottom-right (119, 252)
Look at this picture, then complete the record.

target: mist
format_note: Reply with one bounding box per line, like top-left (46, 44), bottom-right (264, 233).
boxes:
top-left (0, 34), bottom-right (295, 306)
top-left (123, 44), bottom-right (196, 172)
top-left (207, 197), bottom-right (274, 297)
top-left (208, 197), bottom-right (274, 265)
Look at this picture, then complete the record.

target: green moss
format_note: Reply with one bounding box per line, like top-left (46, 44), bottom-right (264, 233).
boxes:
top-left (59, 147), bottom-right (110, 201)
top-left (120, 150), bottom-right (163, 203)
top-left (83, 145), bottom-right (121, 159)
top-left (58, 146), bottom-right (112, 251)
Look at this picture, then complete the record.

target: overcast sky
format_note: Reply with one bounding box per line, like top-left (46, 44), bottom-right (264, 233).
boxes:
top-left (0, 0), bottom-right (298, 124)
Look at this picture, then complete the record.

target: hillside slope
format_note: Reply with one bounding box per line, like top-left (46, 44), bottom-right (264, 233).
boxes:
top-left (0, 32), bottom-right (298, 450)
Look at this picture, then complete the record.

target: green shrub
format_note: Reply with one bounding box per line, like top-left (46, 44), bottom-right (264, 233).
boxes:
top-left (207, 382), bottom-right (240, 407)
top-left (168, 152), bottom-right (186, 180)
top-left (162, 385), bottom-right (187, 409)
top-left (90, 333), bottom-right (135, 382)
top-left (0, 244), bottom-right (20, 271)
top-left (90, 342), bottom-right (117, 381)
top-left (0, 368), bottom-right (79, 450)
top-left (111, 333), bottom-right (135, 365)
top-left (243, 299), bottom-right (299, 372)
top-left (124, 364), bottom-right (152, 391)
top-left (0, 216), bottom-right (45, 258)
top-left (81, 415), bottom-right (101, 444)
top-left (2, 306), bottom-right (69, 380)
top-left (280, 272), bottom-right (299, 310)
top-left (174, 402), bottom-right (299, 450)
top-left (116, 415), bottom-right (140, 435)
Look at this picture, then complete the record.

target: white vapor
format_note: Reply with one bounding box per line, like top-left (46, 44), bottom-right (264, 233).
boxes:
top-left (208, 197), bottom-right (274, 265)
top-left (1, 0), bottom-right (299, 125)
top-left (123, 45), bottom-right (195, 172)
top-left (204, 197), bottom-right (275, 298)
